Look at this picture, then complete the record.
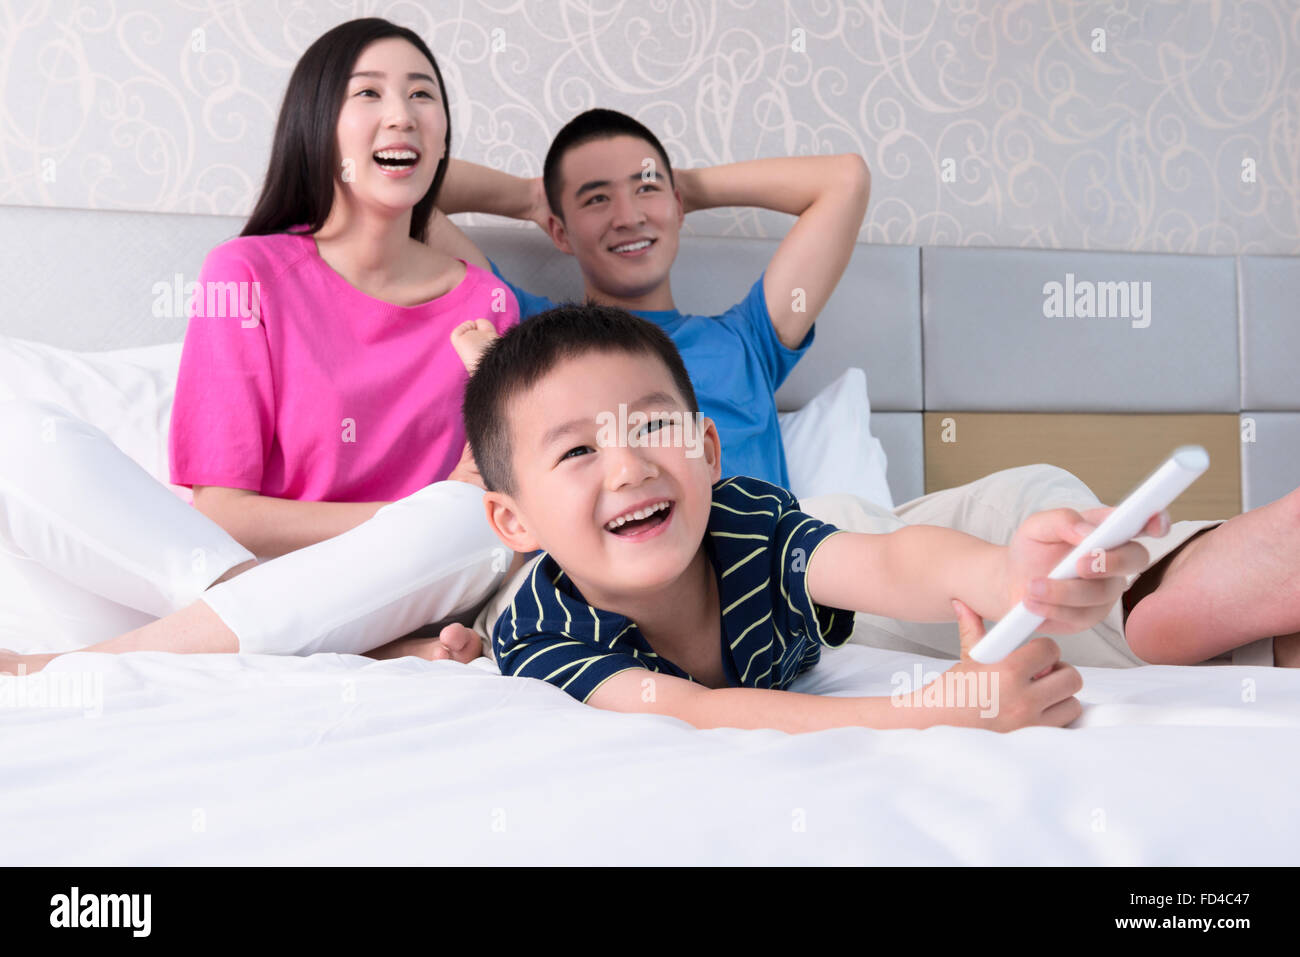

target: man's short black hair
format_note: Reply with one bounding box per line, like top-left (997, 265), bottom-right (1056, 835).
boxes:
top-left (542, 108), bottom-right (675, 221)
top-left (463, 303), bottom-right (699, 495)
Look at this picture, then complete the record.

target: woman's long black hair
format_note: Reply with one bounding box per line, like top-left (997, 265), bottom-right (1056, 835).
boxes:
top-left (241, 18), bottom-right (451, 243)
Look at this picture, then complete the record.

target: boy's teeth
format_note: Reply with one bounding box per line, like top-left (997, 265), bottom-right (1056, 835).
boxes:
top-left (605, 501), bottom-right (669, 530)
top-left (613, 240), bottom-right (651, 252)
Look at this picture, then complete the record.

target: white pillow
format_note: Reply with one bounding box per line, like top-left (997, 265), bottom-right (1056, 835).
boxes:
top-left (0, 335), bottom-right (895, 513)
top-left (0, 335), bottom-right (188, 502)
top-left (778, 367), bottom-right (894, 510)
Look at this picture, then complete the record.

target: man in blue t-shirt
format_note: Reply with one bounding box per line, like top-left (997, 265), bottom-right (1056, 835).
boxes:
top-left (431, 108), bottom-right (871, 487)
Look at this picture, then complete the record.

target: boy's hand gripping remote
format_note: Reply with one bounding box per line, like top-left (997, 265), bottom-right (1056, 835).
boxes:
top-left (968, 446), bottom-right (1210, 663)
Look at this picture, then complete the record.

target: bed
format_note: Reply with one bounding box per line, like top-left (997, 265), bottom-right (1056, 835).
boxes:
top-left (2, 205), bottom-right (1298, 865)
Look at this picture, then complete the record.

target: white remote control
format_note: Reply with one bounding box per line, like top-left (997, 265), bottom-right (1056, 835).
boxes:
top-left (968, 445), bottom-right (1210, 663)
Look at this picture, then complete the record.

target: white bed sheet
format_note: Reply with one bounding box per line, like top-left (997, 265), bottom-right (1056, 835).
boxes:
top-left (2, 644), bottom-right (1296, 865)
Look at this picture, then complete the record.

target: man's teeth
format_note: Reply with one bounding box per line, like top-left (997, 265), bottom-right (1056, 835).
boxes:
top-left (605, 501), bottom-right (670, 530)
top-left (612, 240), bottom-right (652, 253)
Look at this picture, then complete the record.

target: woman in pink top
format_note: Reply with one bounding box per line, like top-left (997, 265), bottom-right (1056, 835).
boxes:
top-left (1, 19), bottom-right (520, 673)
top-left (173, 19), bottom-right (517, 554)
top-left (171, 230), bottom-right (512, 507)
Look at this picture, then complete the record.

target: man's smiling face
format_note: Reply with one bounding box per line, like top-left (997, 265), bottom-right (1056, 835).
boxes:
top-left (485, 348), bottom-right (721, 609)
top-left (547, 135), bottom-right (685, 308)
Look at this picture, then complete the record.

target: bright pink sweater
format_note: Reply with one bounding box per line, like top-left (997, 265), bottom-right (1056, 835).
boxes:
top-left (169, 230), bottom-right (518, 502)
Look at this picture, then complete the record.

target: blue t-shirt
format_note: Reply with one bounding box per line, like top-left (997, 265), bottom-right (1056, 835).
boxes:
top-left (488, 261), bottom-right (812, 489)
top-left (492, 475), bottom-right (853, 703)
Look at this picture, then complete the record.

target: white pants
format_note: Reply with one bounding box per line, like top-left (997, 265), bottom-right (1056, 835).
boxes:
top-left (0, 399), bottom-right (509, 657)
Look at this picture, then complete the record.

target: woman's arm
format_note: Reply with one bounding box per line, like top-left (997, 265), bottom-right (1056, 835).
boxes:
top-left (191, 486), bottom-right (390, 559)
top-left (192, 440), bottom-right (486, 558)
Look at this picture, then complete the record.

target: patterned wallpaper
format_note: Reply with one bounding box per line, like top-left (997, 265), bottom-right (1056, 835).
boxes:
top-left (2, 0), bottom-right (1297, 253)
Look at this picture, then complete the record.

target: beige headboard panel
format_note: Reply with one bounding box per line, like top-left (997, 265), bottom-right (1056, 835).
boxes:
top-left (923, 413), bottom-right (1242, 521)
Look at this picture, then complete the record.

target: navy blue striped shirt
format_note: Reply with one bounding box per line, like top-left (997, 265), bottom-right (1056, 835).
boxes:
top-left (491, 476), bottom-right (854, 702)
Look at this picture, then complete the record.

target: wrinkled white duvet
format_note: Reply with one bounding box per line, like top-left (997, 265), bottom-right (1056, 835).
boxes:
top-left (2, 644), bottom-right (1296, 865)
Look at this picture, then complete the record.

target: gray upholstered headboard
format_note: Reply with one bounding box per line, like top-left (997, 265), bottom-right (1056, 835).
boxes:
top-left (2, 204), bottom-right (1296, 512)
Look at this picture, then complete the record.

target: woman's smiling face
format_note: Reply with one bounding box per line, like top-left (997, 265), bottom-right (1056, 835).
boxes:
top-left (334, 37), bottom-right (447, 213)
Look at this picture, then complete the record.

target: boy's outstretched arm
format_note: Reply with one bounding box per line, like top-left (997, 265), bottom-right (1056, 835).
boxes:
top-left (808, 526), bottom-right (1009, 625)
top-left (585, 608), bottom-right (1082, 734)
top-left (807, 508), bottom-right (1168, 636)
top-left (676, 154), bottom-right (870, 349)
top-left (587, 667), bottom-right (958, 732)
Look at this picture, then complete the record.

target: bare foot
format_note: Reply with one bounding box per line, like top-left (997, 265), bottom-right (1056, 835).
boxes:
top-left (363, 623), bottom-right (484, 664)
top-left (0, 649), bottom-right (57, 675)
top-left (434, 623), bottom-right (484, 663)
top-left (450, 319), bottom-right (499, 374)
top-left (1125, 487), bottom-right (1300, 664)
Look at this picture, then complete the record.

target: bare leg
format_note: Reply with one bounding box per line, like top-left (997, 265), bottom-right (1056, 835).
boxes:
top-left (1124, 487), bottom-right (1300, 665)
top-left (364, 550), bottom-right (528, 662)
top-left (0, 559), bottom-right (259, 674)
top-left (4, 476), bottom-right (507, 674)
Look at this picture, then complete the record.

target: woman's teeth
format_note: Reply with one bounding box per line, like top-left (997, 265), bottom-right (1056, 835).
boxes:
top-left (605, 501), bottom-right (671, 531)
top-left (374, 149), bottom-right (419, 167)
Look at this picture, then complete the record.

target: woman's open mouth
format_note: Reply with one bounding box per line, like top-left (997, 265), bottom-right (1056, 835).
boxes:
top-left (603, 500), bottom-right (674, 541)
top-left (373, 148), bottom-right (420, 178)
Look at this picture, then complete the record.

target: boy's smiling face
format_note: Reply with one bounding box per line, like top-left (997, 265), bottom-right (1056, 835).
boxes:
top-left (483, 348), bottom-right (721, 608)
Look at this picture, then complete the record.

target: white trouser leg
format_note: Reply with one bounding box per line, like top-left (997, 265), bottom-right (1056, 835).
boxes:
top-left (199, 480), bottom-right (510, 656)
top-left (0, 399), bottom-right (256, 653)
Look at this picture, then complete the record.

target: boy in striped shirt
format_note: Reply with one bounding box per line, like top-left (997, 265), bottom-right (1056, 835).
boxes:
top-left (458, 304), bottom-right (1167, 733)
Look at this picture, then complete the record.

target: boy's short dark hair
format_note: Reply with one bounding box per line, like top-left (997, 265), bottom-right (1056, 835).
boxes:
top-left (542, 108), bottom-right (675, 221)
top-left (463, 303), bottom-right (699, 495)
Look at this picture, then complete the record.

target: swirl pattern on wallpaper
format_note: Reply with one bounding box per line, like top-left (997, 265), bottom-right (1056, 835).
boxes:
top-left (2, 0), bottom-right (1296, 252)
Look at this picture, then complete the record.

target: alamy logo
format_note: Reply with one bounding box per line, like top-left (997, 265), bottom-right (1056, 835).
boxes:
top-left (49, 887), bottom-right (151, 937)
top-left (1042, 272), bottom-right (1151, 328)
top-left (151, 274), bottom-right (262, 327)
top-left (594, 404), bottom-right (705, 458)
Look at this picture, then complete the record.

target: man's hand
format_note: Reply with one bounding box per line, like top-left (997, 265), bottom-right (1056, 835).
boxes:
top-left (1001, 506), bottom-right (1169, 634)
top-left (522, 176), bottom-right (550, 232)
top-left (447, 441), bottom-right (485, 490)
top-left (674, 167), bottom-right (700, 215)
